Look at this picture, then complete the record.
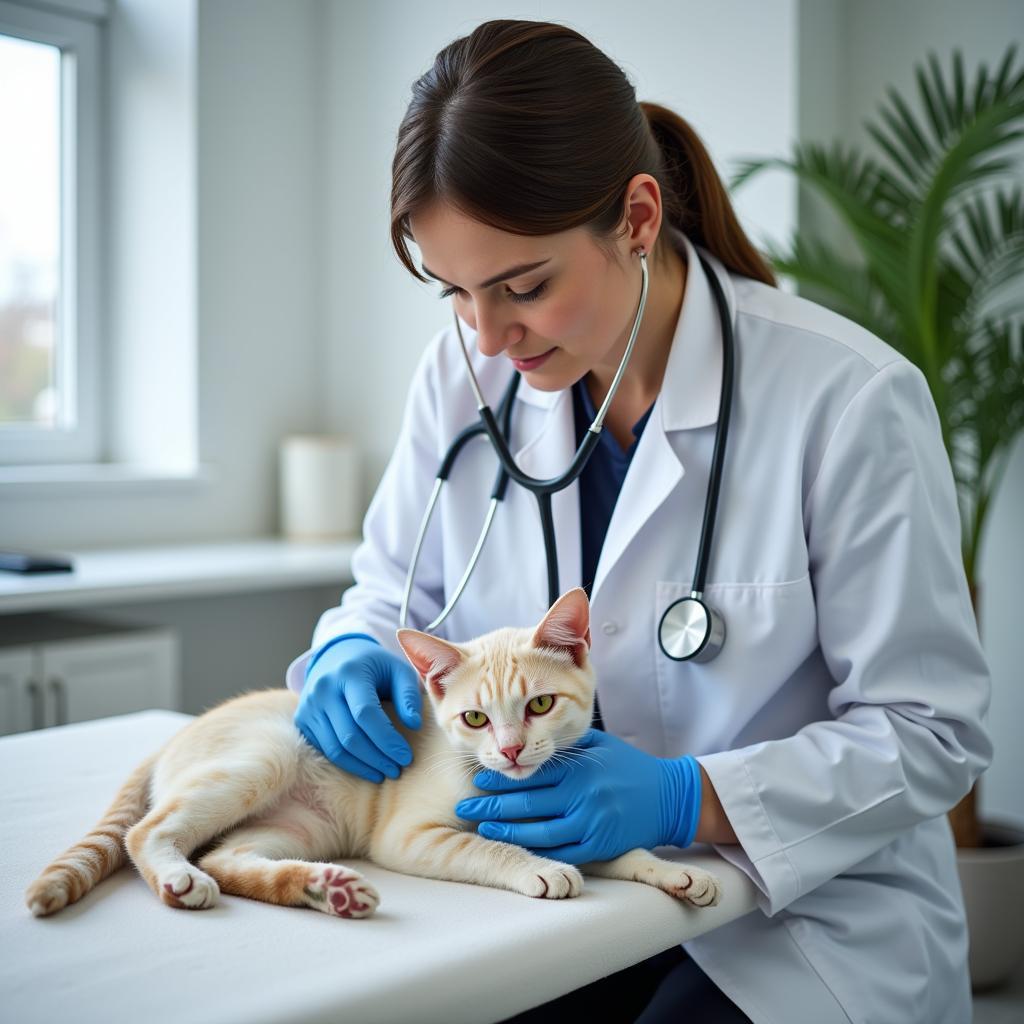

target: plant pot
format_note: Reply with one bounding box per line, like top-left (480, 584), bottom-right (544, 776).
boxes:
top-left (956, 817), bottom-right (1024, 991)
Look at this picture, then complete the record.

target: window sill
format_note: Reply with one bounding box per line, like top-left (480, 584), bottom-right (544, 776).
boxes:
top-left (0, 462), bottom-right (219, 497)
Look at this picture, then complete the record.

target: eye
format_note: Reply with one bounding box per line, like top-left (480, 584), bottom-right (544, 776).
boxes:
top-left (437, 281), bottom-right (549, 304)
top-left (527, 695), bottom-right (554, 715)
top-left (506, 280), bottom-right (548, 304)
top-left (463, 710), bottom-right (488, 728)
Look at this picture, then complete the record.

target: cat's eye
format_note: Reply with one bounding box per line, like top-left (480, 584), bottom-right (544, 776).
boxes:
top-left (463, 710), bottom-right (488, 728)
top-left (527, 695), bottom-right (554, 715)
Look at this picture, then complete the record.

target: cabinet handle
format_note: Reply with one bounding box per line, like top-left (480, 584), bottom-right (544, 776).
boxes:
top-left (26, 680), bottom-right (43, 730)
top-left (48, 677), bottom-right (67, 726)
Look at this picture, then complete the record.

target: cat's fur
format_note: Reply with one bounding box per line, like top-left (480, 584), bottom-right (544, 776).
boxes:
top-left (25, 588), bottom-right (720, 918)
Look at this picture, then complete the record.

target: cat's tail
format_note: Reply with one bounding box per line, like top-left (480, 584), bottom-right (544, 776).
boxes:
top-left (24, 750), bottom-right (158, 917)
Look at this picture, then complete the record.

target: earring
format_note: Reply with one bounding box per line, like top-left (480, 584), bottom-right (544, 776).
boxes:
top-left (633, 246), bottom-right (645, 257)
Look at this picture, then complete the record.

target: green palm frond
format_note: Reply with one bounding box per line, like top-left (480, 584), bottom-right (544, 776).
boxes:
top-left (731, 46), bottom-right (1024, 587)
top-left (948, 187), bottom-right (1024, 327)
top-left (763, 235), bottom-right (900, 345)
top-left (904, 89), bottom-right (1024, 380)
top-left (946, 317), bottom-right (1024, 579)
top-left (732, 143), bottom-right (910, 314)
top-left (868, 48), bottom-right (1024, 195)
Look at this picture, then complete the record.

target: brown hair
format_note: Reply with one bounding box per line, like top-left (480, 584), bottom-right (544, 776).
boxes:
top-left (390, 19), bottom-right (775, 287)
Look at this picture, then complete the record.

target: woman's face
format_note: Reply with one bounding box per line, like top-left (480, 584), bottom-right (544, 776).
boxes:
top-left (408, 201), bottom-right (641, 391)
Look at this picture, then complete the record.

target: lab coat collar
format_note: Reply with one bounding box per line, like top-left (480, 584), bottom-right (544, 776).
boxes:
top-left (512, 231), bottom-right (735, 432)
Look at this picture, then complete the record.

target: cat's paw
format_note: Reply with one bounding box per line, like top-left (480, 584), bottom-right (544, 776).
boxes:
top-left (662, 864), bottom-right (722, 907)
top-left (159, 865), bottom-right (219, 909)
top-left (520, 861), bottom-right (584, 899)
top-left (303, 864), bottom-right (379, 918)
top-left (25, 876), bottom-right (72, 917)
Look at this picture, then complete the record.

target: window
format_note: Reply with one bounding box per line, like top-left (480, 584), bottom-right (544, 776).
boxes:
top-left (0, 0), bottom-right (104, 465)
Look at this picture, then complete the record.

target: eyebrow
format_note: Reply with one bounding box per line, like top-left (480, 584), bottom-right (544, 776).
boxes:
top-left (420, 258), bottom-right (551, 290)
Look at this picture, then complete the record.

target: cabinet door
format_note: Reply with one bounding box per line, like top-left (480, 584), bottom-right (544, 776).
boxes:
top-left (0, 647), bottom-right (38, 735)
top-left (40, 632), bottom-right (181, 727)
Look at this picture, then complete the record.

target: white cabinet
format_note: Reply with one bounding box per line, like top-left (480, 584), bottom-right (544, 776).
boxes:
top-left (0, 615), bottom-right (180, 736)
top-left (0, 648), bottom-right (35, 734)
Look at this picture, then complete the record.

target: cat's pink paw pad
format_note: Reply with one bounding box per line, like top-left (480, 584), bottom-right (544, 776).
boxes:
top-left (665, 867), bottom-right (722, 907)
top-left (303, 865), bottom-right (379, 918)
top-left (159, 867), bottom-right (219, 909)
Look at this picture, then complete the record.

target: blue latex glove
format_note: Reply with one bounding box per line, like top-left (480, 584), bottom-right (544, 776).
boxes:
top-left (293, 633), bottom-right (423, 783)
top-left (454, 729), bottom-right (702, 864)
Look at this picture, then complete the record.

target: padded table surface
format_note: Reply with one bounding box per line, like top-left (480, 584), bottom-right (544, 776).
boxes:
top-left (1, 710), bottom-right (758, 1024)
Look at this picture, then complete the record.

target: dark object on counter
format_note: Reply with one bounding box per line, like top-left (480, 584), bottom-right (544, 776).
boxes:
top-left (0, 551), bottom-right (74, 574)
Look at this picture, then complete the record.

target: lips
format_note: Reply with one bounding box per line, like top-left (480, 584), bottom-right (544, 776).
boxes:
top-left (510, 347), bottom-right (556, 371)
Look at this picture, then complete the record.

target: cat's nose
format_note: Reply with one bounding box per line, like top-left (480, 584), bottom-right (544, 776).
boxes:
top-left (500, 743), bottom-right (524, 765)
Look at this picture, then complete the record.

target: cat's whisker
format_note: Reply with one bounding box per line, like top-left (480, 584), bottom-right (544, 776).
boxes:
top-left (552, 746), bottom-right (604, 769)
top-left (419, 751), bottom-right (482, 781)
top-left (560, 750), bottom-right (603, 764)
top-left (422, 749), bottom-right (476, 765)
top-left (421, 752), bottom-right (475, 770)
top-left (421, 747), bottom-right (479, 763)
top-left (546, 753), bottom-right (575, 768)
top-left (548, 750), bottom-right (600, 769)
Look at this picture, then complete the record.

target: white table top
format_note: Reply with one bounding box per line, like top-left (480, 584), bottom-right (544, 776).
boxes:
top-left (0, 710), bottom-right (758, 1024)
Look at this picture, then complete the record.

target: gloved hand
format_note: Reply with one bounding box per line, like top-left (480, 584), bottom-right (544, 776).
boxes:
top-left (293, 633), bottom-right (423, 783)
top-left (454, 728), bottom-right (702, 864)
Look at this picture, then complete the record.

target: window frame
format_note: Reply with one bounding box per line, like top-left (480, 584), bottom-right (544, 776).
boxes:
top-left (0, 0), bottom-right (104, 465)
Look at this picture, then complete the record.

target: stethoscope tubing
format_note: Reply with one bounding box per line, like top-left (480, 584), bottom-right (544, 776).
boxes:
top-left (452, 250), bottom-right (651, 496)
top-left (690, 252), bottom-right (734, 595)
top-left (401, 250), bottom-right (650, 631)
top-left (400, 247), bottom-right (735, 656)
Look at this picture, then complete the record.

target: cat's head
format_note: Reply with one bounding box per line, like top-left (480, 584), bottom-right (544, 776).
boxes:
top-left (395, 587), bottom-right (595, 779)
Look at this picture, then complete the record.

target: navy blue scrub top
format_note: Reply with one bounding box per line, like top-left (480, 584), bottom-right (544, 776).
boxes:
top-left (571, 375), bottom-right (656, 730)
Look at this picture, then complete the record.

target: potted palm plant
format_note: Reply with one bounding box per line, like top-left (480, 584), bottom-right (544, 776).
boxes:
top-left (732, 46), bottom-right (1024, 989)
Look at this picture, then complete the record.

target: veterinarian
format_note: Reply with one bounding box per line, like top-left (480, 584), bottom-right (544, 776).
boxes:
top-left (287, 19), bottom-right (992, 1024)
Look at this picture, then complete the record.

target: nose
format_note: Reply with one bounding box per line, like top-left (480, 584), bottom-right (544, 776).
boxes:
top-left (470, 304), bottom-right (525, 358)
top-left (500, 743), bottom-right (524, 765)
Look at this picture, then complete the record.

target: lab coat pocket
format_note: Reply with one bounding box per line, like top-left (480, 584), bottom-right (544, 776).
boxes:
top-left (653, 575), bottom-right (819, 753)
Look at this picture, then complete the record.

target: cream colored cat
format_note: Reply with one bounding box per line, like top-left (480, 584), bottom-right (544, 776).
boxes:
top-left (25, 587), bottom-right (720, 919)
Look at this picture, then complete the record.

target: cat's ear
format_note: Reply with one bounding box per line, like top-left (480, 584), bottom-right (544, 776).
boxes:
top-left (395, 629), bottom-right (465, 701)
top-left (531, 587), bottom-right (591, 668)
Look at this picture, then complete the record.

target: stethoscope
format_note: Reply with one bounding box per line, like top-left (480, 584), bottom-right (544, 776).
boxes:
top-left (399, 243), bottom-right (734, 663)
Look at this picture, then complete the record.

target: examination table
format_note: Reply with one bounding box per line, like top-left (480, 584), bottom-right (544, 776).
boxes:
top-left (1, 710), bottom-right (758, 1024)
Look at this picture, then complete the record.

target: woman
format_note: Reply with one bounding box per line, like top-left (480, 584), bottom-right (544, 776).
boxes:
top-left (288, 19), bottom-right (991, 1024)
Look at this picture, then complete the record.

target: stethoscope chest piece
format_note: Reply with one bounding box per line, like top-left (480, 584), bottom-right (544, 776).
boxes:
top-left (658, 594), bottom-right (726, 662)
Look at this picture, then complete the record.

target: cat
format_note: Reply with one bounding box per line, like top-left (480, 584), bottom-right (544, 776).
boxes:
top-left (25, 587), bottom-right (721, 919)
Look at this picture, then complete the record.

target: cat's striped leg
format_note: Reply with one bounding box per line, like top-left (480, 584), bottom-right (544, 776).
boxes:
top-left (197, 816), bottom-right (379, 919)
top-left (125, 766), bottom-right (294, 910)
top-left (580, 848), bottom-right (722, 907)
top-left (370, 821), bottom-right (584, 899)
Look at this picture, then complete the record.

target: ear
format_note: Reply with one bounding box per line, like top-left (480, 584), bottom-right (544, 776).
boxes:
top-left (395, 629), bottom-right (465, 702)
top-left (531, 587), bottom-right (592, 669)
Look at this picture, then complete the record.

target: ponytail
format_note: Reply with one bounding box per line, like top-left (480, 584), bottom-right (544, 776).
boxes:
top-left (641, 102), bottom-right (776, 286)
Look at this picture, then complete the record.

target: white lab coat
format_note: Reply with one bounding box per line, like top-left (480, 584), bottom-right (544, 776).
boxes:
top-left (286, 232), bottom-right (992, 1024)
